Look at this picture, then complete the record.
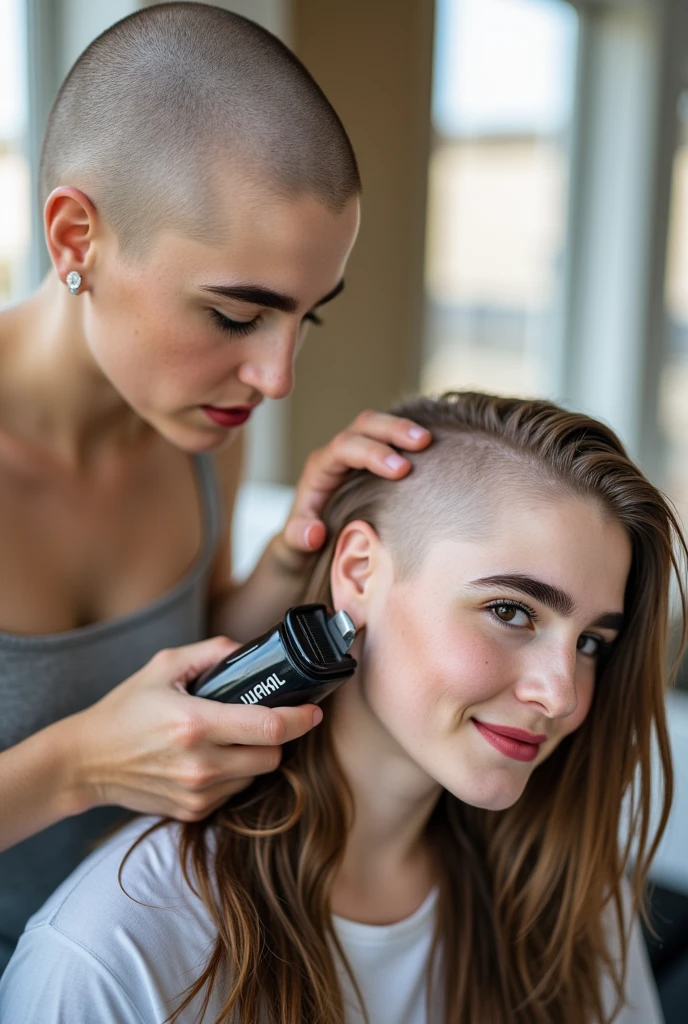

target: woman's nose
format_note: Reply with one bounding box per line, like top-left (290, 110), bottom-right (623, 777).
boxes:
top-left (237, 328), bottom-right (297, 400)
top-left (514, 643), bottom-right (580, 719)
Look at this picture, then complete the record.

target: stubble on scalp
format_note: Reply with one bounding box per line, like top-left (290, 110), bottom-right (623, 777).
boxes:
top-left (375, 431), bottom-right (597, 579)
top-left (40, 3), bottom-right (360, 262)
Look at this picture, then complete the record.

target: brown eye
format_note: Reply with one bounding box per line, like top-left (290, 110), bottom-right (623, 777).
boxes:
top-left (577, 634), bottom-right (603, 657)
top-left (487, 602), bottom-right (534, 628)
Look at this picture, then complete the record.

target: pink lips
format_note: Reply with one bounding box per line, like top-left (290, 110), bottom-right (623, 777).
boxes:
top-left (472, 720), bottom-right (547, 763)
top-left (202, 405), bottom-right (254, 428)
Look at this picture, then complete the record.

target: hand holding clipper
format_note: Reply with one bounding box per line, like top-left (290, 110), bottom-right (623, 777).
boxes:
top-left (188, 604), bottom-right (357, 707)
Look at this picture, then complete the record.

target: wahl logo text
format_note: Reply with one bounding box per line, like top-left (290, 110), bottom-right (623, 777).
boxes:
top-left (240, 673), bottom-right (287, 704)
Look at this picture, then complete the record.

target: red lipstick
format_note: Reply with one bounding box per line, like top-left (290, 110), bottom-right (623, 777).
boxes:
top-left (202, 405), bottom-right (254, 428)
top-left (472, 720), bottom-right (547, 763)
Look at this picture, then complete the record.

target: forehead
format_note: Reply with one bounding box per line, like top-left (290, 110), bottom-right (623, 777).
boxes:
top-left (415, 497), bottom-right (631, 616)
top-left (144, 181), bottom-right (360, 305)
top-left (155, 166), bottom-right (354, 268)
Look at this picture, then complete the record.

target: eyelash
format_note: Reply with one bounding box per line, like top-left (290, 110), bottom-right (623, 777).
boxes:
top-left (485, 599), bottom-right (538, 627)
top-left (484, 599), bottom-right (614, 660)
top-left (209, 309), bottom-right (323, 336)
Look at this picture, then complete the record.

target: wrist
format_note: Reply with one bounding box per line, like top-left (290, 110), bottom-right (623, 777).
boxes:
top-left (47, 711), bottom-right (99, 817)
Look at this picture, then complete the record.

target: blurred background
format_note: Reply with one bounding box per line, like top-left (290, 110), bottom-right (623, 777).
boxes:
top-left (1, 0), bottom-right (687, 1015)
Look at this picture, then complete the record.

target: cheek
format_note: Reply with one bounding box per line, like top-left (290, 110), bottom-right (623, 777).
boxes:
top-left (361, 594), bottom-right (506, 735)
top-left (86, 286), bottom-right (233, 405)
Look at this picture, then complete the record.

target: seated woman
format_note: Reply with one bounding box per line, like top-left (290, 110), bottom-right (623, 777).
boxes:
top-left (0, 391), bottom-right (683, 1024)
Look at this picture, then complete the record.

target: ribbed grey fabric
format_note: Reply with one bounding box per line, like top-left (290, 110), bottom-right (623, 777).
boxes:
top-left (0, 454), bottom-right (224, 975)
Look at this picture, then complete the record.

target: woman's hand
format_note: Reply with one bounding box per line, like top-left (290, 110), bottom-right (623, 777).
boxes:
top-left (272, 409), bottom-right (432, 573)
top-left (67, 636), bottom-right (321, 822)
top-left (208, 409), bottom-right (431, 645)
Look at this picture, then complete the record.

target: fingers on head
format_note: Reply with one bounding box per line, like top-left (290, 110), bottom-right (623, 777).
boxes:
top-left (351, 410), bottom-right (428, 448)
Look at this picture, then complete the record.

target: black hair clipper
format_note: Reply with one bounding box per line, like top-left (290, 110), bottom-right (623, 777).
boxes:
top-left (188, 604), bottom-right (357, 707)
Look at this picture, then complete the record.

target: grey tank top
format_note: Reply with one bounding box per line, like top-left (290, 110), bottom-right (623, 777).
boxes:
top-left (0, 454), bottom-right (224, 974)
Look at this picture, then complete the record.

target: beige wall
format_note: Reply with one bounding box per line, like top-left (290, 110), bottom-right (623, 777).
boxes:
top-left (288, 0), bottom-right (435, 482)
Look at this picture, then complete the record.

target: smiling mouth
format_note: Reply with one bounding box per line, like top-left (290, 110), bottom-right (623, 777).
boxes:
top-left (472, 720), bottom-right (545, 763)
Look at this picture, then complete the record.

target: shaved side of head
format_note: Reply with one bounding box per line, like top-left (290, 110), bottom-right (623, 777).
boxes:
top-left (40, 2), bottom-right (360, 259)
top-left (373, 432), bottom-right (573, 578)
top-left (373, 397), bottom-right (618, 578)
top-left (318, 395), bottom-right (614, 583)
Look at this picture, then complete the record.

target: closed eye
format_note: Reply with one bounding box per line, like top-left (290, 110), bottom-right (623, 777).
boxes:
top-left (210, 309), bottom-right (259, 336)
top-left (210, 309), bottom-right (323, 336)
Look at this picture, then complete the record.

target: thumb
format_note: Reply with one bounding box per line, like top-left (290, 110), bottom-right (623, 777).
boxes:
top-left (280, 516), bottom-right (328, 554)
top-left (149, 636), bottom-right (241, 690)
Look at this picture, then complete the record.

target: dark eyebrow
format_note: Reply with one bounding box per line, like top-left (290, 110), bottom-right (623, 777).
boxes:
top-left (200, 278), bottom-right (345, 314)
top-left (468, 574), bottom-right (575, 616)
top-left (466, 573), bottom-right (624, 632)
top-left (589, 611), bottom-right (625, 631)
top-left (313, 279), bottom-right (345, 307)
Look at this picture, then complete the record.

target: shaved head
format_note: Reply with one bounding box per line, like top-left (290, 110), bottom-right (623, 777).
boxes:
top-left (40, 2), bottom-right (360, 259)
top-left (374, 431), bottom-right (576, 577)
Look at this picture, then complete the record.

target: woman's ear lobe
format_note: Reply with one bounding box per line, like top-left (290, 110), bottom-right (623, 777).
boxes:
top-left (329, 521), bottom-right (383, 626)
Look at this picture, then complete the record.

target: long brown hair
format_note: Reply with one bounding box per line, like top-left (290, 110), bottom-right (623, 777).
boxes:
top-left (129, 392), bottom-right (687, 1023)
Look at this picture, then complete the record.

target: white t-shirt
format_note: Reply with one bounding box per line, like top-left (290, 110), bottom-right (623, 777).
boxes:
top-left (0, 817), bottom-right (664, 1024)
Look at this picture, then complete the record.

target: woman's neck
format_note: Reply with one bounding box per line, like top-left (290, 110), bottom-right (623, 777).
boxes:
top-left (0, 273), bottom-right (146, 469)
top-left (328, 672), bottom-right (442, 924)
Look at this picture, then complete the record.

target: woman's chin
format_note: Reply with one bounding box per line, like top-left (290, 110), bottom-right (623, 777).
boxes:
top-left (150, 412), bottom-right (240, 454)
top-left (442, 772), bottom-right (529, 812)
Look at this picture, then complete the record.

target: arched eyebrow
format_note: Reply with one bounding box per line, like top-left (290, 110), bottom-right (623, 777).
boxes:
top-left (467, 573), bottom-right (624, 631)
top-left (200, 278), bottom-right (345, 313)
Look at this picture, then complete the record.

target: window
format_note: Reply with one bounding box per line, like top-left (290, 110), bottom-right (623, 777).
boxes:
top-left (0, 0), bottom-right (31, 305)
top-left (662, 91), bottom-right (688, 528)
top-left (423, 0), bottom-right (579, 398)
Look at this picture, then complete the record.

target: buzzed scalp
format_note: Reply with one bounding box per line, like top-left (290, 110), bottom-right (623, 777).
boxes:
top-left (373, 396), bottom-right (619, 575)
top-left (306, 393), bottom-right (629, 597)
top-left (374, 427), bottom-right (568, 576)
top-left (40, 2), bottom-right (360, 258)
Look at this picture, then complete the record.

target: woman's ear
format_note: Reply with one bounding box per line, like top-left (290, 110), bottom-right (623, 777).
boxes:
top-left (329, 520), bottom-right (387, 629)
top-left (44, 186), bottom-right (99, 287)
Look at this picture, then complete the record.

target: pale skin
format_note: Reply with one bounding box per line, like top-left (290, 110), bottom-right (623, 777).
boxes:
top-left (0, 173), bottom-right (432, 853)
top-left (325, 495), bottom-right (630, 926)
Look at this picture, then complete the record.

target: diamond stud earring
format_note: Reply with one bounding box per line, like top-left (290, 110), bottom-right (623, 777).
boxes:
top-left (65, 271), bottom-right (82, 295)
